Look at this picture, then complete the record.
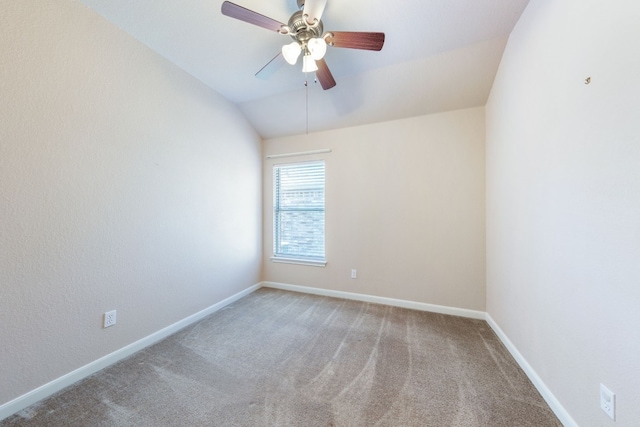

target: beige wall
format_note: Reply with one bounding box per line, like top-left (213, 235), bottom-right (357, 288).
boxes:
top-left (486, 0), bottom-right (640, 425)
top-left (0, 0), bottom-right (261, 408)
top-left (263, 108), bottom-right (486, 311)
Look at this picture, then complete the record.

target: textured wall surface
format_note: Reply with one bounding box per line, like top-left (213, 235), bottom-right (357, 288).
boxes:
top-left (0, 0), bottom-right (261, 409)
top-left (486, 0), bottom-right (640, 425)
top-left (263, 108), bottom-right (486, 311)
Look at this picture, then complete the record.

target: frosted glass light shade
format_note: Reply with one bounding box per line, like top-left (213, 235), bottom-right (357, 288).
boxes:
top-left (282, 42), bottom-right (302, 65)
top-left (308, 38), bottom-right (327, 60)
top-left (302, 54), bottom-right (318, 73)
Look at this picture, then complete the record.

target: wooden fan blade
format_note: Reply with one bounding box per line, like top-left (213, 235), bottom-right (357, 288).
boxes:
top-left (303, 0), bottom-right (327, 24)
top-left (326, 31), bottom-right (385, 51)
top-left (221, 1), bottom-right (285, 33)
top-left (315, 58), bottom-right (336, 90)
top-left (255, 52), bottom-right (286, 80)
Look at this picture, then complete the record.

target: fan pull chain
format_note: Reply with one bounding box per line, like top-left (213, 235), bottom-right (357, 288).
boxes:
top-left (305, 77), bottom-right (309, 134)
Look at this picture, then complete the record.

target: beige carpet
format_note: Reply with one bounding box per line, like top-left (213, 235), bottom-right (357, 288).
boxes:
top-left (2, 288), bottom-right (562, 426)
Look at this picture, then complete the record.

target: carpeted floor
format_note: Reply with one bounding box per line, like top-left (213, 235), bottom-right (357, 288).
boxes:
top-left (2, 288), bottom-right (562, 426)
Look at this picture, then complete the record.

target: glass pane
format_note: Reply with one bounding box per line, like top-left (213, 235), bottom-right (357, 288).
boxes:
top-left (274, 161), bottom-right (325, 260)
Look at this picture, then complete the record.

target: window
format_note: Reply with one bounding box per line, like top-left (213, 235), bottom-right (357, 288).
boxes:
top-left (273, 161), bottom-right (325, 266)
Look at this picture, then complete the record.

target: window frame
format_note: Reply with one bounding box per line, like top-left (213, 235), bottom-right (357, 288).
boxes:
top-left (271, 160), bottom-right (327, 267)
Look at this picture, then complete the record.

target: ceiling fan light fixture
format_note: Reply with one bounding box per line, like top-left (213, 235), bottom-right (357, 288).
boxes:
top-left (302, 53), bottom-right (318, 73)
top-left (282, 42), bottom-right (302, 65)
top-left (308, 37), bottom-right (327, 60)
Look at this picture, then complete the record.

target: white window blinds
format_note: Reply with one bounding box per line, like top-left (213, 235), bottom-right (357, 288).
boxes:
top-left (273, 161), bottom-right (325, 262)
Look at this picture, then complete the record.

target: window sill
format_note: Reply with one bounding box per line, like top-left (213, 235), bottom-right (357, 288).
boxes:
top-left (270, 257), bottom-right (327, 267)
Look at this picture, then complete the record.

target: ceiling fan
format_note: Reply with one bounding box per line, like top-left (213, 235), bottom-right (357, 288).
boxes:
top-left (221, 0), bottom-right (385, 90)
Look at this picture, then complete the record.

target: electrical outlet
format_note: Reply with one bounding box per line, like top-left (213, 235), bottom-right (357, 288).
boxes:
top-left (600, 384), bottom-right (615, 420)
top-left (351, 269), bottom-right (357, 279)
top-left (103, 310), bottom-right (117, 328)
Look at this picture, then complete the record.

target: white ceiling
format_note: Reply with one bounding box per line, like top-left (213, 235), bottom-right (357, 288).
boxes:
top-left (80, 0), bottom-right (530, 139)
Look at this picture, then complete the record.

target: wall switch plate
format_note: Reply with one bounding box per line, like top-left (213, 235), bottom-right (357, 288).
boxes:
top-left (104, 310), bottom-right (117, 328)
top-left (600, 384), bottom-right (615, 420)
top-left (351, 269), bottom-right (357, 279)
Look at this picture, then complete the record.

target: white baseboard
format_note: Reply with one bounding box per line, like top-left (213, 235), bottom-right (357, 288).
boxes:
top-left (485, 314), bottom-right (578, 427)
top-left (261, 281), bottom-right (486, 320)
top-left (2, 282), bottom-right (575, 427)
top-left (0, 283), bottom-right (261, 422)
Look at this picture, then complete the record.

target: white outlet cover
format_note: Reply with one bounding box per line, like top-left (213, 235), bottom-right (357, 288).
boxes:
top-left (104, 310), bottom-right (117, 328)
top-left (600, 384), bottom-right (615, 420)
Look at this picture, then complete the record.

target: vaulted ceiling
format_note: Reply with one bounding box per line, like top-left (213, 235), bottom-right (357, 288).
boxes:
top-left (80, 0), bottom-right (530, 138)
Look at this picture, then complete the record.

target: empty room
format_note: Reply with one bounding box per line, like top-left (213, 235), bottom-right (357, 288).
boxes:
top-left (1, 0), bottom-right (638, 426)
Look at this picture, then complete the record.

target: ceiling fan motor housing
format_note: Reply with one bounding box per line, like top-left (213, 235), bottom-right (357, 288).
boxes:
top-left (288, 10), bottom-right (323, 45)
